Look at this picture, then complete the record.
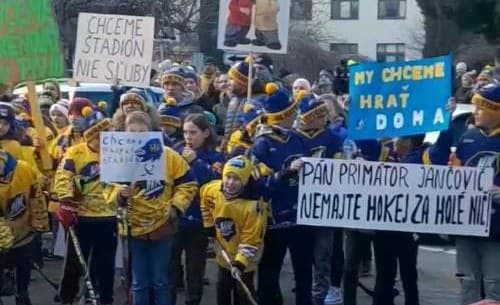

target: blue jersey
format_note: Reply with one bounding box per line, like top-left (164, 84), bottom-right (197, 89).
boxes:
top-left (250, 125), bottom-right (306, 226)
top-left (456, 127), bottom-right (500, 239)
top-left (296, 127), bottom-right (343, 158)
top-left (174, 143), bottom-right (225, 225)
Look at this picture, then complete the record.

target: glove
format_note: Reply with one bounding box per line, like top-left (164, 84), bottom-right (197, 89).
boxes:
top-left (0, 222), bottom-right (14, 252)
top-left (230, 261), bottom-right (245, 279)
top-left (55, 199), bottom-right (78, 230)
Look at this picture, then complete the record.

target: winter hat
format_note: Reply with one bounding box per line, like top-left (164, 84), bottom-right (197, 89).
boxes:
top-left (204, 111), bottom-right (217, 127)
top-left (472, 83), bottom-right (500, 112)
top-left (261, 83), bottom-right (296, 125)
top-left (223, 155), bottom-right (252, 186)
top-left (293, 78), bottom-right (312, 93)
top-left (238, 103), bottom-right (263, 136)
top-left (120, 91), bottom-right (147, 111)
top-left (228, 61), bottom-right (250, 88)
top-left (81, 105), bottom-right (112, 141)
top-left (298, 93), bottom-right (329, 123)
top-left (57, 99), bottom-right (70, 109)
top-left (11, 97), bottom-right (31, 115)
top-left (158, 97), bottom-right (182, 128)
top-left (161, 67), bottom-right (186, 89)
top-left (49, 103), bottom-right (69, 118)
top-left (69, 97), bottom-right (94, 116)
top-left (0, 102), bottom-right (15, 122)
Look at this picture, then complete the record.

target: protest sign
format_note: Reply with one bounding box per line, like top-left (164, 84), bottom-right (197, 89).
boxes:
top-left (73, 13), bottom-right (154, 88)
top-left (0, 0), bottom-right (64, 84)
top-left (297, 158), bottom-right (494, 237)
top-left (217, 0), bottom-right (290, 54)
top-left (348, 55), bottom-right (452, 140)
top-left (100, 132), bottom-right (165, 183)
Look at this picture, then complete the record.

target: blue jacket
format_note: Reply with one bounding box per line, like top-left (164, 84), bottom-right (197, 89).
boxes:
top-left (174, 143), bottom-right (225, 225)
top-left (456, 127), bottom-right (500, 240)
top-left (250, 125), bottom-right (306, 226)
top-left (296, 127), bottom-right (343, 158)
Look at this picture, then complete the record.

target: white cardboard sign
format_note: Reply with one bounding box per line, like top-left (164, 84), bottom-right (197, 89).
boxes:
top-left (100, 132), bottom-right (165, 183)
top-left (297, 158), bottom-right (494, 237)
top-left (73, 13), bottom-right (155, 87)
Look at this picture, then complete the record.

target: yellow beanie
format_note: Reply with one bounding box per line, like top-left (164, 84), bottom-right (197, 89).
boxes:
top-left (222, 156), bottom-right (252, 186)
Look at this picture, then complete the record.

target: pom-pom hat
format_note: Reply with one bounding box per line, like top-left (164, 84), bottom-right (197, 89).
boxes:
top-left (261, 83), bottom-right (297, 125)
top-left (238, 103), bottom-right (263, 136)
top-left (69, 98), bottom-right (94, 116)
top-left (228, 61), bottom-right (250, 89)
top-left (161, 67), bottom-right (186, 89)
top-left (472, 83), bottom-right (500, 112)
top-left (158, 97), bottom-right (182, 128)
top-left (297, 92), bottom-right (329, 123)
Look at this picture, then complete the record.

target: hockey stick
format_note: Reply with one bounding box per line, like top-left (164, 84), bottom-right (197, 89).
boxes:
top-left (68, 227), bottom-right (98, 305)
top-left (217, 242), bottom-right (258, 305)
top-left (31, 262), bottom-right (58, 291)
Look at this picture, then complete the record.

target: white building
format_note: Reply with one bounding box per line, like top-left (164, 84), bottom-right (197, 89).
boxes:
top-left (290, 0), bottom-right (425, 61)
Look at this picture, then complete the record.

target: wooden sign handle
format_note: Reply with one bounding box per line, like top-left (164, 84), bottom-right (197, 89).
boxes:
top-left (26, 81), bottom-right (52, 171)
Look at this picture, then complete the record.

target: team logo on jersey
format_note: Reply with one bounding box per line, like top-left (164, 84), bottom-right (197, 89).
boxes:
top-left (215, 217), bottom-right (236, 241)
top-left (137, 180), bottom-right (166, 199)
top-left (80, 162), bottom-right (100, 183)
top-left (8, 194), bottom-right (27, 220)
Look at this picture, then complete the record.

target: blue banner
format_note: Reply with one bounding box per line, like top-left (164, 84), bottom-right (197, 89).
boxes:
top-left (347, 55), bottom-right (452, 140)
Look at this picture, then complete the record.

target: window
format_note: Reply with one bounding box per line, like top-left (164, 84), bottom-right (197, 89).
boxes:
top-left (330, 43), bottom-right (359, 56)
top-left (376, 43), bottom-right (405, 62)
top-left (378, 0), bottom-right (406, 19)
top-left (291, 0), bottom-right (312, 20)
top-left (331, 0), bottom-right (359, 20)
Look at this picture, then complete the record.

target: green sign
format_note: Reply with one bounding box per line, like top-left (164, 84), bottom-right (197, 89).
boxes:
top-left (0, 0), bottom-right (64, 84)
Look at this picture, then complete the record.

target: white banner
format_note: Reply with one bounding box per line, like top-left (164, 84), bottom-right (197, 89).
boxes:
top-left (297, 158), bottom-right (494, 237)
top-left (73, 13), bottom-right (154, 87)
top-left (100, 132), bottom-right (165, 183)
top-left (217, 0), bottom-right (290, 54)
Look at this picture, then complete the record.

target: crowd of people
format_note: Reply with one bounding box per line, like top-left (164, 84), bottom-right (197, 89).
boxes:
top-left (0, 54), bottom-right (499, 305)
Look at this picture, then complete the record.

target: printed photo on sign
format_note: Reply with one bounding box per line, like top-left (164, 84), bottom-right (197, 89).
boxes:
top-left (100, 132), bottom-right (165, 183)
top-left (73, 13), bottom-right (155, 88)
top-left (347, 55), bottom-right (452, 140)
top-left (297, 158), bottom-right (494, 237)
top-left (217, 0), bottom-right (290, 54)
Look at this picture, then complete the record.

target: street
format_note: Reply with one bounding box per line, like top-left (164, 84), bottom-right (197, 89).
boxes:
top-left (1, 245), bottom-right (461, 305)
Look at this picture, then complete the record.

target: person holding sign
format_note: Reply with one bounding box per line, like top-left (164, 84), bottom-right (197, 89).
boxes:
top-left (104, 111), bottom-right (198, 305)
top-left (295, 92), bottom-right (344, 305)
top-left (250, 83), bottom-right (312, 305)
top-left (170, 113), bottom-right (224, 305)
top-left (452, 84), bottom-right (500, 305)
top-left (0, 148), bottom-right (49, 305)
top-left (200, 155), bottom-right (267, 305)
top-left (53, 108), bottom-right (115, 305)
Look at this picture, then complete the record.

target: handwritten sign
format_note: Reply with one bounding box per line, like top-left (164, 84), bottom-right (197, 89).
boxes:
top-left (348, 55), bottom-right (452, 140)
top-left (73, 13), bottom-right (154, 88)
top-left (0, 0), bottom-right (64, 84)
top-left (100, 132), bottom-right (165, 182)
top-left (297, 158), bottom-right (494, 237)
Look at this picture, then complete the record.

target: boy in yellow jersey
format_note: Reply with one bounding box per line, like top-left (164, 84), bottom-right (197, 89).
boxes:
top-left (52, 106), bottom-right (115, 305)
top-left (0, 148), bottom-right (49, 305)
top-left (200, 156), bottom-right (267, 305)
